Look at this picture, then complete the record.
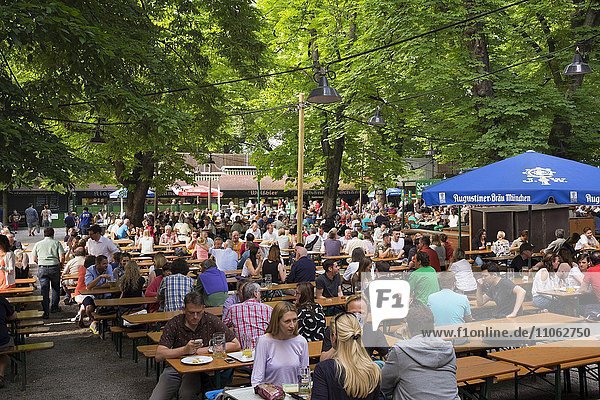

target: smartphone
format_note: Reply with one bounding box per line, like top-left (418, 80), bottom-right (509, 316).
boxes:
top-left (224, 358), bottom-right (236, 364)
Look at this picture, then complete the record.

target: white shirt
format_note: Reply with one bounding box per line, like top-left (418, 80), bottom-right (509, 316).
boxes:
top-left (345, 238), bottom-right (368, 257)
top-left (139, 236), bottom-right (154, 254)
top-left (449, 259), bottom-right (477, 292)
top-left (277, 236), bottom-right (291, 255)
top-left (86, 236), bottom-right (119, 260)
top-left (391, 238), bottom-right (405, 255)
top-left (262, 231), bottom-right (279, 242)
top-left (343, 261), bottom-right (359, 281)
top-left (575, 235), bottom-right (599, 250)
top-left (245, 227), bottom-right (262, 240)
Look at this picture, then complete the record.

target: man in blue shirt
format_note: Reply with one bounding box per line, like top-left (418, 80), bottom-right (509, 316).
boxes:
top-left (79, 207), bottom-right (92, 235)
top-left (210, 239), bottom-right (239, 271)
top-left (84, 255), bottom-right (114, 334)
top-left (427, 272), bottom-right (472, 326)
top-left (115, 218), bottom-right (131, 239)
top-left (286, 246), bottom-right (316, 283)
top-left (24, 204), bottom-right (38, 236)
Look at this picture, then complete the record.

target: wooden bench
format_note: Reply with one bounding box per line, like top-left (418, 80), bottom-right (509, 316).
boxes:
top-left (15, 326), bottom-right (50, 344)
top-left (16, 320), bottom-right (44, 328)
top-left (136, 344), bottom-right (160, 379)
top-left (92, 312), bottom-right (117, 339)
top-left (0, 341), bottom-right (54, 390)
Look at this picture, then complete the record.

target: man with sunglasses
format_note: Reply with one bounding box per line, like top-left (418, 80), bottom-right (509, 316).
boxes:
top-left (320, 295), bottom-right (389, 362)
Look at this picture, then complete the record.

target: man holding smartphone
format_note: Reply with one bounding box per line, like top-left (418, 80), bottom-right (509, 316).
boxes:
top-left (149, 291), bottom-right (240, 400)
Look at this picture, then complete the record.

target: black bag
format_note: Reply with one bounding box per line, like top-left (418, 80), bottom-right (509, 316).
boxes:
top-left (304, 236), bottom-right (319, 251)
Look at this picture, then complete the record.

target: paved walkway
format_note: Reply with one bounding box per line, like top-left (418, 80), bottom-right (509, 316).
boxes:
top-left (3, 228), bottom-right (597, 399)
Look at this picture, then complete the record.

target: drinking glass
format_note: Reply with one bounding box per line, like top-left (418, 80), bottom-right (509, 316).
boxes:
top-left (210, 333), bottom-right (226, 359)
top-left (241, 334), bottom-right (253, 359)
top-left (298, 366), bottom-right (311, 394)
top-left (264, 274), bottom-right (272, 289)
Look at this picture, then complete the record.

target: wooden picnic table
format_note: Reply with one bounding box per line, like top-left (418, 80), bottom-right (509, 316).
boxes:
top-left (62, 273), bottom-right (78, 280)
top-left (79, 286), bottom-right (122, 296)
top-left (166, 341), bottom-right (322, 376)
top-left (491, 340), bottom-right (600, 400)
top-left (0, 286), bottom-right (34, 296)
top-left (95, 296), bottom-right (158, 307)
top-left (114, 239), bottom-right (133, 246)
top-left (456, 356), bottom-right (519, 399)
top-left (15, 278), bottom-right (36, 285)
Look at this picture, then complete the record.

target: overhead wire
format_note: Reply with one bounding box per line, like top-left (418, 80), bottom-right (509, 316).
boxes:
top-left (45, 0), bottom-right (531, 109)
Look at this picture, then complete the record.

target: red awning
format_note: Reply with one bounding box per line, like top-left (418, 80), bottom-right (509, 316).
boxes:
top-left (171, 185), bottom-right (222, 197)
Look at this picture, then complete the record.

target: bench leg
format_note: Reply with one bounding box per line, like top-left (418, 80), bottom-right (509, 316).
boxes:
top-left (20, 352), bottom-right (27, 391)
top-left (555, 366), bottom-right (562, 400)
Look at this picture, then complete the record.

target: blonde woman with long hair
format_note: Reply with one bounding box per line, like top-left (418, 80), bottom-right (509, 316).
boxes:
top-left (148, 252), bottom-right (168, 286)
top-left (312, 313), bottom-right (381, 399)
top-left (119, 261), bottom-right (145, 298)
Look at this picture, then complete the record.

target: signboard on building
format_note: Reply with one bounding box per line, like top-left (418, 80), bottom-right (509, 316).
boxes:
top-left (416, 179), bottom-right (441, 196)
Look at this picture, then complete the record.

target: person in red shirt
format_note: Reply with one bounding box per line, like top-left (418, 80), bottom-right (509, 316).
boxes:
top-left (581, 252), bottom-right (600, 314)
top-left (146, 263), bottom-right (172, 313)
top-left (409, 236), bottom-right (441, 272)
top-left (440, 233), bottom-right (454, 264)
top-left (72, 255), bottom-right (96, 328)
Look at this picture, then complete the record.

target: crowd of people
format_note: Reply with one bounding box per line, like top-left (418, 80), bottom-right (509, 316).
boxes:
top-left (1, 197), bottom-right (600, 398)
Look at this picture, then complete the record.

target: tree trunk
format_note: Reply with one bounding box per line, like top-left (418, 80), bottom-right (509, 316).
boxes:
top-left (321, 110), bottom-right (346, 220)
top-left (115, 151), bottom-right (156, 227)
top-left (2, 190), bottom-right (7, 225)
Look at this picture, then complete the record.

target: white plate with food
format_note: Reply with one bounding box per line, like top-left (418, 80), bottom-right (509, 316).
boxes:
top-left (181, 355), bottom-right (213, 365)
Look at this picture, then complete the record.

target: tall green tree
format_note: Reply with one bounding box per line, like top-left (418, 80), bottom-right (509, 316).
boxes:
top-left (2, 0), bottom-right (266, 225)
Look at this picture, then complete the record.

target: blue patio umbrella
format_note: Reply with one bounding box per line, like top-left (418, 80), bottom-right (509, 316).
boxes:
top-left (109, 188), bottom-right (155, 216)
top-left (422, 151), bottom-right (600, 206)
top-left (386, 188), bottom-right (404, 197)
top-left (109, 188), bottom-right (155, 199)
top-left (422, 151), bottom-right (600, 250)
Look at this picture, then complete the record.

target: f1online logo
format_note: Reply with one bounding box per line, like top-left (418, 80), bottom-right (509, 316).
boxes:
top-left (368, 280), bottom-right (410, 330)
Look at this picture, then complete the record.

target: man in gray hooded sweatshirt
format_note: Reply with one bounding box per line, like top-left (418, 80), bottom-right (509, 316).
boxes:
top-left (381, 303), bottom-right (459, 400)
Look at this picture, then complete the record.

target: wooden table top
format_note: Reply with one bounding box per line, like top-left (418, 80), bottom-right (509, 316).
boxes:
top-left (95, 296), bottom-right (158, 307)
top-left (0, 286), bottom-right (34, 296)
top-left (62, 273), bottom-right (79, 280)
top-left (321, 255), bottom-right (350, 260)
top-left (7, 295), bottom-right (43, 304)
top-left (15, 278), bottom-right (36, 285)
top-left (491, 339), bottom-right (600, 369)
top-left (167, 341), bottom-right (322, 374)
top-left (129, 250), bottom-right (175, 256)
top-left (79, 286), bottom-right (122, 296)
top-left (389, 265), bottom-right (410, 272)
top-left (155, 243), bottom-right (188, 249)
top-left (536, 289), bottom-right (585, 298)
top-left (456, 356), bottom-right (519, 383)
top-left (114, 239), bottom-right (133, 245)
top-left (122, 306), bottom-right (223, 325)
top-left (465, 249), bottom-right (494, 255)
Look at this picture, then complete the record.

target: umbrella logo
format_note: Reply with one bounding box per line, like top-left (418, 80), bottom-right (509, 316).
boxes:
top-left (522, 167), bottom-right (566, 186)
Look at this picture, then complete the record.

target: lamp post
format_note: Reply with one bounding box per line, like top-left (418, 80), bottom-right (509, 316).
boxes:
top-left (296, 93), bottom-right (305, 240)
top-left (295, 69), bottom-right (342, 240)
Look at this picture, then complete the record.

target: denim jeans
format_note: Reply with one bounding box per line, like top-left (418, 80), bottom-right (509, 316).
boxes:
top-left (38, 265), bottom-right (61, 314)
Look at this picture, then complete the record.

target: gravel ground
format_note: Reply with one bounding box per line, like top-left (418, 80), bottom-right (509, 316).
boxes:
top-left (3, 228), bottom-right (599, 399)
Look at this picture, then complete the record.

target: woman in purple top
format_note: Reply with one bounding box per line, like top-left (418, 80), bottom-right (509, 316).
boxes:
top-left (251, 302), bottom-right (309, 387)
top-left (323, 231), bottom-right (342, 256)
